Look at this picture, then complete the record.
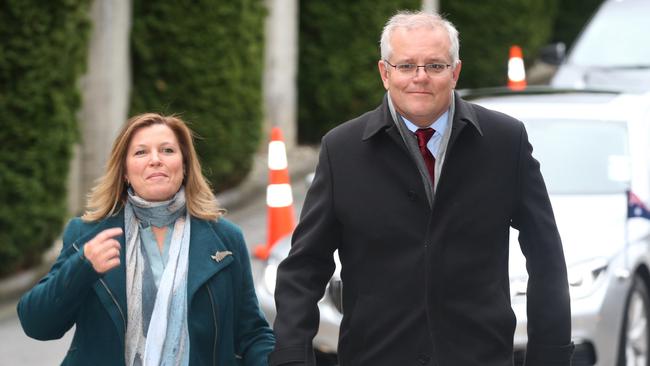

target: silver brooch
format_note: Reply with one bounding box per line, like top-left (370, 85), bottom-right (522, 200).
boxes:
top-left (211, 250), bottom-right (233, 262)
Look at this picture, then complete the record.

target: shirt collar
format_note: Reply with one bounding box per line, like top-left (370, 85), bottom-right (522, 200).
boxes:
top-left (402, 109), bottom-right (450, 137)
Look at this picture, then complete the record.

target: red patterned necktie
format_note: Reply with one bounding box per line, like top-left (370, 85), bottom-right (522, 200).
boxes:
top-left (415, 128), bottom-right (436, 185)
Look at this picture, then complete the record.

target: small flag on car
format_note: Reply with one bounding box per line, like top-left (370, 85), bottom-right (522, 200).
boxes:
top-left (627, 190), bottom-right (650, 220)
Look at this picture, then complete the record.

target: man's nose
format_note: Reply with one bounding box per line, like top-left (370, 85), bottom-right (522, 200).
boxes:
top-left (413, 66), bottom-right (429, 81)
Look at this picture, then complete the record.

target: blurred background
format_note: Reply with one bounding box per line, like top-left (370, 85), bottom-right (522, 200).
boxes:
top-left (0, 0), bottom-right (604, 281)
top-left (1, 0), bottom-right (624, 364)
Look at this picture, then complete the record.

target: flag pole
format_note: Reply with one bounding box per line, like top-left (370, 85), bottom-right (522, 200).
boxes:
top-left (617, 190), bottom-right (631, 280)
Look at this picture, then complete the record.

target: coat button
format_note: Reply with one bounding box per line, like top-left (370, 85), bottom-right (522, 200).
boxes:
top-left (407, 190), bottom-right (417, 201)
top-left (417, 354), bottom-right (431, 364)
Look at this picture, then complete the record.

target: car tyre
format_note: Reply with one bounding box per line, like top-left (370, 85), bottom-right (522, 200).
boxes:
top-left (618, 274), bottom-right (650, 366)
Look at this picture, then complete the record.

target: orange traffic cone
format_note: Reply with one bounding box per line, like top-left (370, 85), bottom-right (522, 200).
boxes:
top-left (254, 127), bottom-right (296, 260)
top-left (507, 45), bottom-right (527, 91)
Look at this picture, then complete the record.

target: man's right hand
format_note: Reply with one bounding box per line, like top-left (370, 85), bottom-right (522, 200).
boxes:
top-left (82, 227), bottom-right (123, 274)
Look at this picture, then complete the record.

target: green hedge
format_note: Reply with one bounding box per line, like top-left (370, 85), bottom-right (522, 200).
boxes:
top-left (0, 0), bottom-right (91, 276)
top-left (130, 0), bottom-right (265, 191)
top-left (297, 0), bottom-right (421, 143)
top-left (297, 1), bottom-right (561, 142)
top-left (441, 0), bottom-right (559, 89)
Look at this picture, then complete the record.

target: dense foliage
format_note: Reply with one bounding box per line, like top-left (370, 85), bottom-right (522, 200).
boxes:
top-left (441, 0), bottom-right (559, 89)
top-left (297, 0), bottom-right (564, 142)
top-left (297, 0), bottom-right (422, 143)
top-left (0, 1), bottom-right (603, 278)
top-left (130, 0), bottom-right (266, 191)
top-left (0, 0), bottom-right (91, 276)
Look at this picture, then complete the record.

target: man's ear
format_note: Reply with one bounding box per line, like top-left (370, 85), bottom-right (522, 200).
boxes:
top-left (451, 60), bottom-right (462, 86)
top-left (378, 60), bottom-right (390, 90)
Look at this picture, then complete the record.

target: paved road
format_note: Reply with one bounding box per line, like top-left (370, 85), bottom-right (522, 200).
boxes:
top-left (0, 175), bottom-right (310, 366)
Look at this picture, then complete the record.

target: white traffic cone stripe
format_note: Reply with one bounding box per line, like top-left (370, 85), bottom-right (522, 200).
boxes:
top-left (508, 57), bottom-right (526, 82)
top-left (268, 141), bottom-right (288, 170)
top-left (266, 183), bottom-right (294, 208)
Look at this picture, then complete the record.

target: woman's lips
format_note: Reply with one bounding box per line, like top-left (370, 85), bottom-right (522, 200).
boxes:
top-left (147, 172), bottom-right (168, 180)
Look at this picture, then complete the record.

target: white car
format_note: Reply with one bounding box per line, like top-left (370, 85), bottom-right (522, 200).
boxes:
top-left (255, 88), bottom-right (650, 366)
top-left (550, 0), bottom-right (650, 92)
top-left (255, 236), bottom-right (342, 364)
top-left (468, 88), bottom-right (650, 366)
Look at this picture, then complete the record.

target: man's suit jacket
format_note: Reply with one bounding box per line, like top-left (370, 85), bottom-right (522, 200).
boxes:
top-left (271, 93), bottom-right (573, 366)
top-left (18, 210), bottom-right (274, 366)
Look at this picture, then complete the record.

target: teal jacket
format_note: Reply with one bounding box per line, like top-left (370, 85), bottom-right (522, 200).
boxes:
top-left (18, 210), bottom-right (274, 365)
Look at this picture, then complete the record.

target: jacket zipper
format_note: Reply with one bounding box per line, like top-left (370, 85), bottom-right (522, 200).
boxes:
top-left (72, 243), bottom-right (127, 331)
top-left (205, 284), bottom-right (218, 366)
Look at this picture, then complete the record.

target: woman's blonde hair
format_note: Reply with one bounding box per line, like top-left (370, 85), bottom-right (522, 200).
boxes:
top-left (82, 113), bottom-right (223, 222)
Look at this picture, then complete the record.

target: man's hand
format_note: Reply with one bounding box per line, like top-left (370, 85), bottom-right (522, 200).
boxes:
top-left (83, 227), bottom-right (123, 274)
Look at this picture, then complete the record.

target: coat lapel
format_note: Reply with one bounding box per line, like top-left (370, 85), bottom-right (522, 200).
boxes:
top-left (73, 210), bottom-right (237, 347)
top-left (187, 218), bottom-right (234, 302)
top-left (441, 93), bottom-right (485, 179)
top-left (76, 213), bottom-right (235, 343)
top-left (448, 92), bottom-right (483, 152)
top-left (435, 94), bottom-right (485, 201)
top-left (362, 96), bottom-right (395, 139)
top-left (97, 211), bottom-right (127, 307)
top-left (447, 118), bottom-right (469, 154)
top-left (73, 212), bottom-right (128, 342)
top-left (362, 95), bottom-right (411, 154)
top-left (97, 212), bottom-right (127, 339)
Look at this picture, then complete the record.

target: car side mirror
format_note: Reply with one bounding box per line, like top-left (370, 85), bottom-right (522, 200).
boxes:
top-left (539, 42), bottom-right (566, 66)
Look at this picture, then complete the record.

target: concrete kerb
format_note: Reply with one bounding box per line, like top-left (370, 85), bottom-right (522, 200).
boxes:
top-left (0, 145), bottom-right (320, 307)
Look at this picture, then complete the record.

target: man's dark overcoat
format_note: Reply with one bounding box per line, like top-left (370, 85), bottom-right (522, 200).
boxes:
top-left (270, 93), bottom-right (573, 366)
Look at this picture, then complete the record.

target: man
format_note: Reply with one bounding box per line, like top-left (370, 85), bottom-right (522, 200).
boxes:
top-left (270, 11), bottom-right (573, 366)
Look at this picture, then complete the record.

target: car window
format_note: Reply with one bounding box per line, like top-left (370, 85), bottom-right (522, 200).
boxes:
top-left (569, 0), bottom-right (650, 68)
top-left (525, 119), bottom-right (629, 194)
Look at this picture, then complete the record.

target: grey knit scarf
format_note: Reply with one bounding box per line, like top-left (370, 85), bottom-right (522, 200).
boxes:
top-left (124, 187), bottom-right (191, 366)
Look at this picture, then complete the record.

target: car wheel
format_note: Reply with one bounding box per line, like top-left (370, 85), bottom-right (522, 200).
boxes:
top-left (618, 274), bottom-right (650, 366)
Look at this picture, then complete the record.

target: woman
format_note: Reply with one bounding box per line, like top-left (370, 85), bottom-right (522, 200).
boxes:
top-left (18, 113), bottom-right (274, 365)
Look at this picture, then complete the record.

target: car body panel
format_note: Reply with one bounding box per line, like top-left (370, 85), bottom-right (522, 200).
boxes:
top-left (475, 90), bottom-right (650, 366)
top-left (255, 237), bottom-right (343, 353)
top-left (551, 0), bottom-right (650, 92)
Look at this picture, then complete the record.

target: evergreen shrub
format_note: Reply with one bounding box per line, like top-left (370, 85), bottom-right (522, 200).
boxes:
top-left (298, 0), bottom-right (421, 143)
top-left (0, 0), bottom-right (91, 276)
top-left (297, 1), bottom-right (563, 142)
top-left (130, 0), bottom-right (266, 191)
top-left (441, 0), bottom-right (559, 89)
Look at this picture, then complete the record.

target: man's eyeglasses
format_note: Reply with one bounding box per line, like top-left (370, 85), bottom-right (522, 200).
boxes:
top-left (384, 60), bottom-right (452, 76)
